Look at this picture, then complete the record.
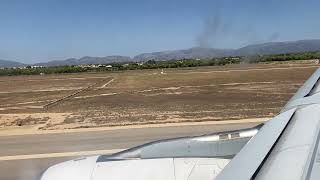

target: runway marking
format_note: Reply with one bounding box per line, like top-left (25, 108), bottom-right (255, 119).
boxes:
top-left (0, 149), bottom-right (125, 161)
top-left (100, 78), bottom-right (114, 88)
top-left (43, 78), bottom-right (111, 109)
top-left (174, 65), bottom-right (320, 75)
top-left (74, 92), bottom-right (118, 99)
top-left (135, 81), bottom-right (277, 94)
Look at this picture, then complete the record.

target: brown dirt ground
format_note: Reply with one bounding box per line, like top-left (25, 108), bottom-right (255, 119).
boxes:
top-left (0, 62), bottom-right (319, 132)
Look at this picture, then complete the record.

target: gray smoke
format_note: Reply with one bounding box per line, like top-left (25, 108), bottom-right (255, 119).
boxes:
top-left (196, 13), bottom-right (228, 48)
top-left (196, 13), bottom-right (280, 48)
top-left (267, 32), bottom-right (280, 42)
top-left (196, 15), bottom-right (219, 47)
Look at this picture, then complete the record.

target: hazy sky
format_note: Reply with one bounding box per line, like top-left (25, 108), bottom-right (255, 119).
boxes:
top-left (1, 0), bottom-right (320, 63)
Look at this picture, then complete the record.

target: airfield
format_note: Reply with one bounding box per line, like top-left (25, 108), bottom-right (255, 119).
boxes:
top-left (1, 62), bottom-right (318, 134)
top-left (0, 62), bottom-right (319, 180)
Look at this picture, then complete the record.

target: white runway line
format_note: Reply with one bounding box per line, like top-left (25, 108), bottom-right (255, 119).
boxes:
top-left (175, 65), bottom-right (320, 75)
top-left (100, 78), bottom-right (114, 88)
top-left (0, 149), bottom-right (125, 161)
top-left (74, 92), bottom-right (118, 99)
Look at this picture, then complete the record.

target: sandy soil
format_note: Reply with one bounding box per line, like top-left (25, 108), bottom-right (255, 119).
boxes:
top-left (0, 62), bottom-right (319, 135)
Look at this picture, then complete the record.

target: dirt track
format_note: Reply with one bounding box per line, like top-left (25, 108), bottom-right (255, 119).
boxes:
top-left (0, 63), bottom-right (319, 132)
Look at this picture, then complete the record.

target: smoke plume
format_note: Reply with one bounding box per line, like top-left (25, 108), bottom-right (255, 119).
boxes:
top-left (196, 13), bottom-right (280, 48)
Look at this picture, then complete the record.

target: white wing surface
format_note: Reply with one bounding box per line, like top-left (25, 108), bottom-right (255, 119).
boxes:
top-left (216, 68), bottom-right (320, 180)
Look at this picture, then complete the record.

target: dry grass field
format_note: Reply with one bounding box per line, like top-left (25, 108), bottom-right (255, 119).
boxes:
top-left (0, 63), bottom-right (319, 132)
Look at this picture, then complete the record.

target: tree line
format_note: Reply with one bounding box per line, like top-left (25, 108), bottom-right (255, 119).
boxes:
top-left (1, 51), bottom-right (320, 76)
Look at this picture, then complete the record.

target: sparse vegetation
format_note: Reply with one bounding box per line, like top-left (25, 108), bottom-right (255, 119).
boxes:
top-left (1, 51), bottom-right (320, 76)
top-left (248, 51), bottom-right (320, 63)
top-left (1, 64), bottom-right (314, 130)
top-left (0, 57), bottom-right (242, 76)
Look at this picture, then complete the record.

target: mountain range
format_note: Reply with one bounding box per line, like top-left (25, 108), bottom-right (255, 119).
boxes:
top-left (2, 39), bottom-right (320, 68)
top-left (34, 56), bottom-right (131, 67)
top-left (0, 59), bottom-right (26, 68)
top-left (134, 39), bottom-right (320, 60)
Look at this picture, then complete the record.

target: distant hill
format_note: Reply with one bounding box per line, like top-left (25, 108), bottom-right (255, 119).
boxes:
top-left (0, 59), bottom-right (25, 68)
top-left (135, 39), bottom-right (320, 60)
top-left (35, 56), bottom-right (131, 66)
top-left (134, 47), bottom-right (234, 60)
top-left (235, 39), bottom-right (320, 56)
top-left (2, 39), bottom-right (320, 67)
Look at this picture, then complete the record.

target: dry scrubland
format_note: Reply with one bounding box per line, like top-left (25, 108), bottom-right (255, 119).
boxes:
top-left (0, 63), bottom-right (318, 132)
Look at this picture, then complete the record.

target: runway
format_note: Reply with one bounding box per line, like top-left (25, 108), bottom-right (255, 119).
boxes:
top-left (0, 122), bottom-right (260, 180)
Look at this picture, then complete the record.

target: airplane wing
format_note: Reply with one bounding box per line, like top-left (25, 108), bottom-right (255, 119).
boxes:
top-left (39, 68), bottom-right (320, 180)
top-left (39, 125), bottom-right (261, 180)
top-left (216, 68), bottom-right (320, 180)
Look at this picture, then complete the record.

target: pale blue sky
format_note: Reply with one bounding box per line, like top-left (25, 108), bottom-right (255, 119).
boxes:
top-left (0, 0), bottom-right (319, 63)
